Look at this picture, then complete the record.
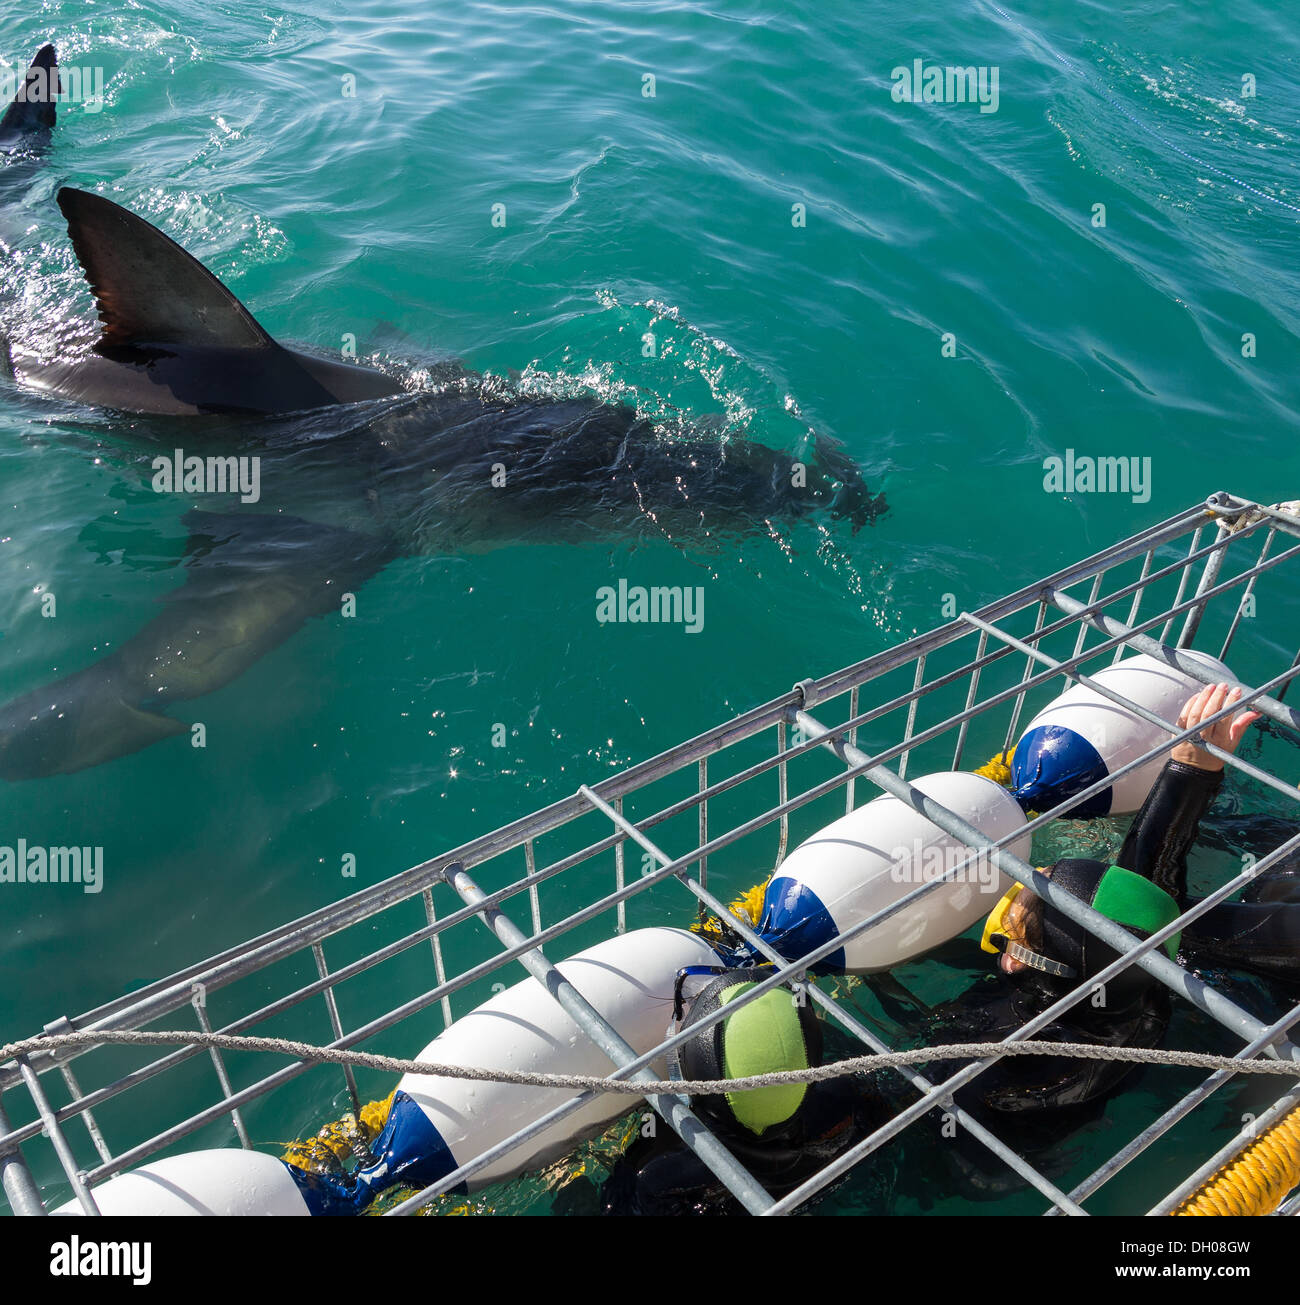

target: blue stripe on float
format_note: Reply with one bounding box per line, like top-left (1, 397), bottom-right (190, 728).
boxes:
top-left (285, 1158), bottom-right (366, 1217)
top-left (1010, 724), bottom-right (1112, 818)
top-left (285, 1090), bottom-right (464, 1215)
top-left (754, 876), bottom-right (846, 974)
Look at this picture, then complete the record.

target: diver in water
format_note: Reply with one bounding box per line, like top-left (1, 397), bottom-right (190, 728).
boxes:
top-left (594, 970), bottom-right (886, 1215)
top-left (592, 685), bottom-right (1268, 1211)
top-left (923, 683), bottom-right (1261, 1130)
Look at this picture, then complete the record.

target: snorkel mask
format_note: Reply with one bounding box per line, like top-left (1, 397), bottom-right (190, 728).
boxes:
top-left (980, 862), bottom-right (1182, 996)
top-left (980, 881), bottom-right (1077, 977)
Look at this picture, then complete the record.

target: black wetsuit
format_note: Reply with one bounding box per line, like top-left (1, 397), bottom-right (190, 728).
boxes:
top-left (1132, 762), bottom-right (1300, 982)
top-left (597, 1074), bottom-right (880, 1215)
top-left (924, 761), bottom-right (1223, 1121)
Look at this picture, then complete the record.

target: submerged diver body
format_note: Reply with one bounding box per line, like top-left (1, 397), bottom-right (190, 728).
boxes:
top-left (593, 971), bottom-right (890, 1215)
top-left (905, 683), bottom-right (1265, 1193)
top-left (1148, 785), bottom-right (1300, 986)
top-left (592, 686), bottom-right (1279, 1212)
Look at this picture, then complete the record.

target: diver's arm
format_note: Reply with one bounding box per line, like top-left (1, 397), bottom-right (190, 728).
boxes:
top-left (1118, 684), bottom-right (1259, 901)
top-left (1181, 898), bottom-right (1300, 980)
top-left (1115, 761), bottom-right (1222, 901)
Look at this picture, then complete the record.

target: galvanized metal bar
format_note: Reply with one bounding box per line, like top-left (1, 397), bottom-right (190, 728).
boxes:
top-left (951, 628), bottom-right (987, 771)
top-left (312, 943), bottom-right (360, 1117)
top-left (898, 654), bottom-right (926, 781)
top-left (1071, 573), bottom-right (1104, 663)
top-left (697, 757), bottom-right (709, 894)
top-left (846, 684), bottom-right (860, 811)
top-left (1050, 1000), bottom-right (1300, 1213)
top-left (1218, 528), bottom-right (1274, 662)
top-left (794, 705), bottom-right (1300, 1059)
top-left (1001, 600), bottom-right (1046, 754)
top-left (961, 612), bottom-right (1300, 804)
top-left (15, 1058), bottom-right (99, 1215)
top-left (609, 805), bottom-right (627, 934)
top-left (1049, 586), bottom-right (1300, 734)
top-left (1280, 646), bottom-right (1300, 704)
top-left (1178, 520), bottom-right (1231, 649)
top-left (577, 782), bottom-right (1086, 1213)
top-left (0, 1097), bottom-right (45, 1216)
top-left (57, 1065), bottom-right (111, 1166)
top-left (1115, 548), bottom-right (1155, 665)
top-left (192, 994), bottom-right (252, 1149)
top-left (776, 719), bottom-right (790, 867)
top-left (421, 888), bottom-right (454, 1031)
top-left (45, 1018), bottom-right (111, 1166)
top-left (1160, 525), bottom-right (1202, 644)
top-left (525, 837), bottom-right (543, 939)
top-left (1149, 1077), bottom-right (1300, 1215)
top-left (443, 862), bottom-right (776, 1214)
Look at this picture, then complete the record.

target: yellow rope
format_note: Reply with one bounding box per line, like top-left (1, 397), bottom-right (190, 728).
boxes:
top-left (973, 750), bottom-right (1013, 787)
top-left (690, 879), bottom-right (768, 945)
top-left (1174, 1105), bottom-right (1300, 1216)
top-left (281, 1090), bottom-right (395, 1175)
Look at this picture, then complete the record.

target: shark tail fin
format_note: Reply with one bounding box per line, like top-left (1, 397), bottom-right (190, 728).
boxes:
top-left (0, 45), bottom-right (58, 138)
top-left (55, 186), bottom-right (277, 351)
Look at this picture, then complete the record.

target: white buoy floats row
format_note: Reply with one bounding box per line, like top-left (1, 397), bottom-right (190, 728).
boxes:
top-left (58, 928), bottom-right (717, 1215)
top-left (1008, 651), bottom-right (1232, 817)
top-left (54, 652), bottom-right (1226, 1215)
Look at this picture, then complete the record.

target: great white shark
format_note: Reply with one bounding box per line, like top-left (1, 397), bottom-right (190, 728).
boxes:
top-left (0, 45), bottom-right (885, 780)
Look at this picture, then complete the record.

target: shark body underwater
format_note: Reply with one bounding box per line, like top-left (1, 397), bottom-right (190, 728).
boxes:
top-left (0, 45), bottom-right (884, 781)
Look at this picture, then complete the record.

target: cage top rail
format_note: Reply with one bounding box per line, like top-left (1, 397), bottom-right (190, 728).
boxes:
top-left (4, 490), bottom-right (1300, 1218)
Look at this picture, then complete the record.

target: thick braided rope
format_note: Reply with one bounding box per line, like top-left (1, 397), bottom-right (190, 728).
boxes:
top-left (3, 1028), bottom-right (1297, 1097)
top-left (1175, 1108), bottom-right (1300, 1216)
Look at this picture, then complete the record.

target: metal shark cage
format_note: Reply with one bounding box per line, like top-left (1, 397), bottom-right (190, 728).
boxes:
top-left (4, 489), bottom-right (1300, 1217)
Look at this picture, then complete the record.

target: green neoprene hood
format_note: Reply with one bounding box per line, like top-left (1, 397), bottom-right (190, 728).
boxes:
top-left (717, 982), bottom-right (810, 1136)
top-left (1093, 865), bottom-right (1181, 959)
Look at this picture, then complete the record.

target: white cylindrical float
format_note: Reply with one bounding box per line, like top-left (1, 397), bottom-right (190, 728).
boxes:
top-left (750, 771), bottom-right (1030, 973)
top-left (54, 925), bottom-right (719, 1215)
top-left (1009, 651), bottom-right (1233, 817)
top-left (52, 1148), bottom-right (312, 1217)
top-left (370, 925), bottom-right (719, 1200)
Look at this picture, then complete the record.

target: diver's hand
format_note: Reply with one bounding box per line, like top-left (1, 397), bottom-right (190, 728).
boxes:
top-left (1170, 683), bottom-right (1260, 772)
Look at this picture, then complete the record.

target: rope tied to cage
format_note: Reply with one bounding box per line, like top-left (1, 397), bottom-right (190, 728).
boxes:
top-left (5, 1027), bottom-right (1299, 1096)
top-left (10, 1027), bottom-right (1300, 1215)
top-left (1218, 499), bottom-right (1300, 535)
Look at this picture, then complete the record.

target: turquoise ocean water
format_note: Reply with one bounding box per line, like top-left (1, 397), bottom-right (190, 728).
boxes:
top-left (2, 0), bottom-right (1299, 1215)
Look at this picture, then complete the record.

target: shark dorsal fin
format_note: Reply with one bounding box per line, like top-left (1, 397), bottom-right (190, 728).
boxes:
top-left (56, 187), bottom-right (277, 351)
top-left (0, 45), bottom-right (58, 138)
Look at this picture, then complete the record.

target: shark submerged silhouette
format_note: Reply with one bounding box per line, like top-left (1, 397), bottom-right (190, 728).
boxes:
top-left (0, 45), bottom-right (885, 779)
